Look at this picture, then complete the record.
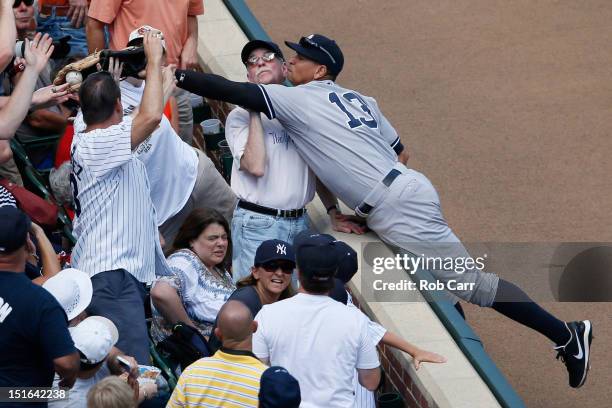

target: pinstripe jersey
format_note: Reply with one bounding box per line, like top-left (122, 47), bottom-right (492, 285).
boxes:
top-left (167, 348), bottom-right (267, 408)
top-left (0, 185), bottom-right (16, 208)
top-left (70, 116), bottom-right (160, 283)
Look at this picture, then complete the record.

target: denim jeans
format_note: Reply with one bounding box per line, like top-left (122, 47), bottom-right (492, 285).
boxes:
top-left (231, 206), bottom-right (310, 283)
top-left (37, 11), bottom-right (89, 58)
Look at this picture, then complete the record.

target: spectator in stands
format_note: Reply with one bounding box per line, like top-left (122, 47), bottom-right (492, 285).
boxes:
top-left (7, 1), bottom-right (72, 148)
top-left (151, 208), bottom-right (235, 343)
top-left (167, 300), bottom-right (267, 408)
top-left (0, 0), bottom-right (17, 72)
top-left (49, 316), bottom-right (119, 408)
top-left (87, 376), bottom-right (136, 408)
top-left (0, 206), bottom-right (79, 392)
top-left (102, 25), bottom-right (236, 246)
top-left (227, 40), bottom-right (363, 282)
top-left (37, 0), bottom-right (89, 58)
top-left (70, 32), bottom-right (168, 364)
top-left (259, 366), bottom-right (301, 408)
top-left (87, 0), bottom-right (203, 144)
top-left (42, 268), bottom-right (92, 325)
top-left (208, 239), bottom-right (295, 352)
top-left (0, 141), bottom-right (17, 205)
top-left (253, 231), bottom-right (381, 407)
top-left (26, 221), bottom-right (61, 284)
top-left (0, 33), bottom-right (60, 141)
top-left (42, 268), bottom-right (154, 404)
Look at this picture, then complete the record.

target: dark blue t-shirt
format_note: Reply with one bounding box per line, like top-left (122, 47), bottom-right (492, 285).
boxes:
top-left (0, 271), bottom-right (75, 389)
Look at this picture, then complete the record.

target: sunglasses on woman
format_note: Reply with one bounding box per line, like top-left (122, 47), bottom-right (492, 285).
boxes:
top-left (13, 0), bottom-right (34, 8)
top-left (259, 261), bottom-right (295, 274)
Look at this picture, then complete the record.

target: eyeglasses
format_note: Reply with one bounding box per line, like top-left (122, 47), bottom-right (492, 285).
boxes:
top-left (13, 0), bottom-right (34, 7)
top-left (300, 36), bottom-right (336, 64)
top-left (259, 261), bottom-right (295, 274)
top-left (246, 52), bottom-right (279, 66)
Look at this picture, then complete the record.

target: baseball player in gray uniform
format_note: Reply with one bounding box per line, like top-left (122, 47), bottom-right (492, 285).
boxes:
top-left (174, 34), bottom-right (593, 388)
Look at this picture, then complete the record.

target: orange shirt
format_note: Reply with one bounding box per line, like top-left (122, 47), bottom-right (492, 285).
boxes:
top-left (88, 0), bottom-right (204, 65)
top-left (39, 0), bottom-right (70, 6)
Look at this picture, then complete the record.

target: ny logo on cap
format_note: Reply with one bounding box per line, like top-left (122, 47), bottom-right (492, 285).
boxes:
top-left (276, 244), bottom-right (287, 255)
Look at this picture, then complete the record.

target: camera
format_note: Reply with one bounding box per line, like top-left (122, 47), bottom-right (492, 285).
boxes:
top-left (13, 35), bottom-right (72, 60)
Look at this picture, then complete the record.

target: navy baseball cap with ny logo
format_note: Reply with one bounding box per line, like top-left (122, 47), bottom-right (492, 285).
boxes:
top-left (254, 239), bottom-right (296, 266)
top-left (285, 34), bottom-right (344, 76)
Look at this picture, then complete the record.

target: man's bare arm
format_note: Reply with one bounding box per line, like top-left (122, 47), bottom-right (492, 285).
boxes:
top-left (179, 16), bottom-right (199, 70)
top-left (0, 34), bottom-right (54, 140)
top-left (240, 111), bottom-right (267, 177)
top-left (131, 32), bottom-right (164, 149)
top-left (86, 17), bottom-right (106, 53)
top-left (0, 0), bottom-right (16, 72)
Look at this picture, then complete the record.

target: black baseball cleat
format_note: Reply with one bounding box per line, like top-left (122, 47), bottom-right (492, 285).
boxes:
top-left (554, 320), bottom-right (593, 388)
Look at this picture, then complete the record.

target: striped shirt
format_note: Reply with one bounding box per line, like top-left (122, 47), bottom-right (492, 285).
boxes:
top-left (167, 348), bottom-right (267, 408)
top-left (0, 185), bottom-right (16, 208)
top-left (70, 116), bottom-right (162, 283)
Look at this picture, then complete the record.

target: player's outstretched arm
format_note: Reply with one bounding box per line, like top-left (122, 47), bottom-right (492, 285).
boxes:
top-left (381, 331), bottom-right (446, 370)
top-left (175, 69), bottom-right (269, 115)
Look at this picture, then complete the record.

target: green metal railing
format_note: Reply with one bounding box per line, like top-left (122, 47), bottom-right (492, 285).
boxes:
top-left (220, 1), bottom-right (526, 406)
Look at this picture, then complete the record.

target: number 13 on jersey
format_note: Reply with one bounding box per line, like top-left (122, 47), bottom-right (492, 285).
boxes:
top-left (328, 92), bottom-right (378, 129)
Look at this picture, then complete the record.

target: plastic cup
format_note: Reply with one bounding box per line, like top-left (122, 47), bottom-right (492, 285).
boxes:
top-left (201, 119), bottom-right (221, 135)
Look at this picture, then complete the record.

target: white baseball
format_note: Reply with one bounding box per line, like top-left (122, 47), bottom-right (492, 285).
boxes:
top-left (66, 71), bottom-right (83, 86)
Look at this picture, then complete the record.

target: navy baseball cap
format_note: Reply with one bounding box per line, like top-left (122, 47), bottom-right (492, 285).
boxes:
top-left (241, 40), bottom-right (284, 65)
top-left (294, 231), bottom-right (338, 281)
top-left (285, 34), bottom-right (344, 75)
top-left (259, 366), bottom-right (301, 408)
top-left (329, 278), bottom-right (349, 305)
top-left (335, 241), bottom-right (358, 284)
top-left (0, 207), bottom-right (31, 254)
top-left (254, 239), bottom-right (295, 266)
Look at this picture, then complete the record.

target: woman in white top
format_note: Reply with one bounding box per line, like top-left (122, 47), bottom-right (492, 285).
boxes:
top-left (150, 208), bottom-right (235, 343)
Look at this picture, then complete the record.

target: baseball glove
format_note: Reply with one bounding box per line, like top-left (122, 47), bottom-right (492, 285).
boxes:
top-left (53, 51), bottom-right (101, 92)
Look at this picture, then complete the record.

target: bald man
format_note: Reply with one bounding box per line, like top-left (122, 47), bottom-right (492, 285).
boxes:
top-left (167, 301), bottom-right (267, 408)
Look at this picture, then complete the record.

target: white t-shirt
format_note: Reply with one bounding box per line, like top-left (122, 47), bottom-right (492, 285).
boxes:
top-left (119, 80), bottom-right (198, 225)
top-left (225, 107), bottom-right (315, 209)
top-left (253, 293), bottom-right (380, 408)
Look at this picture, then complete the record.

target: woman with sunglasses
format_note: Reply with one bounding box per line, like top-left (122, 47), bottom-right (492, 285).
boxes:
top-left (208, 239), bottom-right (295, 352)
top-left (150, 208), bottom-right (236, 344)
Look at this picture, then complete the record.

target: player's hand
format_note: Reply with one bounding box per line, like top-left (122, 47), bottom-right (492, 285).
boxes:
top-left (331, 212), bottom-right (368, 234)
top-left (24, 33), bottom-right (54, 74)
top-left (143, 31), bottom-right (164, 66)
top-left (67, 0), bottom-right (88, 28)
top-left (412, 349), bottom-right (446, 370)
top-left (31, 83), bottom-right (73, 108)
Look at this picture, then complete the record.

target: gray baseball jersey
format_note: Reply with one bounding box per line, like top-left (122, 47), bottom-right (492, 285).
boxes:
top-left (258, 80), bottom-right (400, 209)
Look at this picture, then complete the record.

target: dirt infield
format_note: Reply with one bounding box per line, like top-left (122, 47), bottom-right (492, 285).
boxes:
top-left (246, 0), bottom-right (612, 406)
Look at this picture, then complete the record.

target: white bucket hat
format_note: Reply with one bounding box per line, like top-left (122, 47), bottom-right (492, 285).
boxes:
top-left (69, 316), bottom-right (119, 364)
top-left (43, 268), bottom-right (93, 321)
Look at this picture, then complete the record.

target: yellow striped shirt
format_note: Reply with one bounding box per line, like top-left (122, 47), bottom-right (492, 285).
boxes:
top-left (167, 348), bottom-right (267, 407)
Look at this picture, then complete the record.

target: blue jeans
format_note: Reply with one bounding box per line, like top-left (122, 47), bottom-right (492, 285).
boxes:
top-left (37, 10), bottom-right (88, 58)
top-left (231, 206), bottom-right (310, 283)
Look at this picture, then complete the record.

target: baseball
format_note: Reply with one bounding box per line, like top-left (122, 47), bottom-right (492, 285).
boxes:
top-left (66, 71), bottom-right (83, 86)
